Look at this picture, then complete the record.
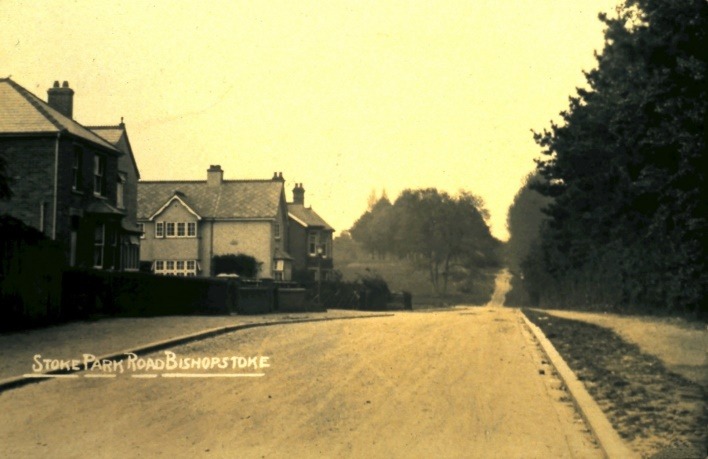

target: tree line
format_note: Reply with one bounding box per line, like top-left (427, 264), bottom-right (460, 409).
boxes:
top-left (507, 0), bottom-right (706, 315)
top-left (350, 188), bottom-right (500, 295)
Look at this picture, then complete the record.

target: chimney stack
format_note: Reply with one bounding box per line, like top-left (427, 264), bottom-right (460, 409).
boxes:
top-left (47, 81), bottom-right (74, 118)
top-left (207, 165), bottom-right (223, 187)
top-left (293, 183), bottom-right (305, 205)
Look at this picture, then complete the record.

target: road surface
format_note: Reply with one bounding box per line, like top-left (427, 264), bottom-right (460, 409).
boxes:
top-left (0, 305), bottom-right (601, 458)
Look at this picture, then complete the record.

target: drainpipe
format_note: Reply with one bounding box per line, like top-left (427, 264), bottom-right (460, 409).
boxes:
top-left (52, 132), bottom-right (60, 240)
top-left (209, 219), bottom-right (214, 276)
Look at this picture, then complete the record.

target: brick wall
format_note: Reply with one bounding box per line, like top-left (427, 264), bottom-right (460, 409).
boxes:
top-left (0, 137), bottom-right (57, 237)
top-left (0, 134), bottom-right (124, 268)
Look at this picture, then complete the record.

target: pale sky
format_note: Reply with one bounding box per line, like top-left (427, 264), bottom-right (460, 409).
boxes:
top-left (1, 0), bottom-right (619, 240)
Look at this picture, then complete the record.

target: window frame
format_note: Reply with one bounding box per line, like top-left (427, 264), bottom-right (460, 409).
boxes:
top-left (154, 259), bottom-right (198, 276)
top-left (93, 223), bottom-right (105, 268)
top-left (93, 154), bottom-right (106, 196)
top-left (72, 147), bottom-right (83, 192)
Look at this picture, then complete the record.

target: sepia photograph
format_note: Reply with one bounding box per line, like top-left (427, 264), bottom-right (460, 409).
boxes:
top-left (0, 0), bottom-right (705, 457)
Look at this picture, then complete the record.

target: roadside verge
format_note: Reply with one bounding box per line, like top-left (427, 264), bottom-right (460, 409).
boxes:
top-left (521, 311), bottom-right (638, 459)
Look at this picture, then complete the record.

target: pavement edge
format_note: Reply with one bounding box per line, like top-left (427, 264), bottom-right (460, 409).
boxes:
top-left (520, 311), bottom-right (638, 459)
top-left (0, 313), bottom-right (393, 393)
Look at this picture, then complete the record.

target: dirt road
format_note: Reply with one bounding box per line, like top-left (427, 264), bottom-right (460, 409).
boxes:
top-left (0, 308), bottom-right (601, 458)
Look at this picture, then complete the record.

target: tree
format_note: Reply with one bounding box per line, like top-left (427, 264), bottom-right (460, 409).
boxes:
top-left (211, 254), bottom-right (260, 278)
top-left (532, 0), bottom-right (707, 313)
top-left (350, 195), bottom-right (394, 259)
top-left (352, 188), bottom-right (500, 295)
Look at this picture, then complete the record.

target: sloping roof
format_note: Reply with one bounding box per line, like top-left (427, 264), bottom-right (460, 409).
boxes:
top-left (138, 180), bottom-right (284, 221)
top-left (88, 123), bottom-right (141, 178)
top-left (0, 78), bottom-right (119, 152)
top-left (274, 247), bottom-right (293, 260)
top-left (89, 125), bottom-right (123, 144)
top-left (288, 203), bottom-right (334, 231)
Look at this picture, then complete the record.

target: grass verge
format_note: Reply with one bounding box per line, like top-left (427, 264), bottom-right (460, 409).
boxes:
top-left (523, 308), bottom-right (707, 458)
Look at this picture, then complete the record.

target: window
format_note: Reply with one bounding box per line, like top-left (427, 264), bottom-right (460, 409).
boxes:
top-left (93, 155), bottom-right (106, 196)
top-left (158, 221), bottom-right (197, 238)
top-left (154, 259), bottom-right (198, 276)
top-left (274, 222), bottom-right (281, 239)
top-left (72, 147), bottom-right (83, 191)
top-left (138, 223), bottom-right (145, 239)
top-left (116, 174), bottom-right (126, 208)
top-left (93, 223), bottom-right (105, 268)
top-left (308, 233), bottom-right (317, 256)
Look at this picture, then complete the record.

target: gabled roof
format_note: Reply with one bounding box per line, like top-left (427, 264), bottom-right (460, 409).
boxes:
top-left (88, 123), bottom-right (141, 178)
top-left (288, 203), bottom-right (334, 231)
top-left (0, 78), bottom-right (119, 153)
top-left (138, 180), bottom-right (285, 221)
top-left (149, 193), bottom-right (202, 221)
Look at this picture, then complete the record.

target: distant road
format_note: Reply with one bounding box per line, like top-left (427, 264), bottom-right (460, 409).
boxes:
top-left (0, 307), bottom-right (600, 458)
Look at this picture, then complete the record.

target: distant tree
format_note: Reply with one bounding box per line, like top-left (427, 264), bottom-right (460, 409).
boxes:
top-left (212, 254), bottom-right (260, 278)
top-left (350, 195), bottom-right (394, 259)
top-left (532, 0), bottom-right (707, 313)
top-left (505, 173), bottom-right (550, 274)
top-left (504, 173), bottom-right (551, 305)
top-left (352, 188), bottom-right (500, 295)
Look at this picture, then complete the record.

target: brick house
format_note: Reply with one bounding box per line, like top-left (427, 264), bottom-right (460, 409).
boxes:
top-left (138, 166), bottom-right (292, 280)
top-left (0, 78), bottom-right (141, 270)
top-left (287, 183), bottom-right (335, 281)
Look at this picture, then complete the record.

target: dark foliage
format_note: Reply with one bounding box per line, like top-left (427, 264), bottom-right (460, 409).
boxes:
top-left (529, 0), bottom-right (707, 314)
top-left (0, 216), bottom-right (65, 330)
top-left (212, 253), bottom-right (260, 278)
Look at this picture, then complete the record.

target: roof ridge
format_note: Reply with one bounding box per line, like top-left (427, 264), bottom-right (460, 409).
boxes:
top-left (8, 79), bottom-right (64, 131)
top-left (86, 124), bottom-right (123, 129)
top-left (139, 179), bottom-right (282, 184)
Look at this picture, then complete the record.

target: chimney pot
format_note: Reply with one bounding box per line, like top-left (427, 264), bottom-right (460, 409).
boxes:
top-left (293, 183), bottom-right (305, 205)
top-left (207, 165), bottom-right (223, 187)
top-left (47, 80), bottom-right (75, 118)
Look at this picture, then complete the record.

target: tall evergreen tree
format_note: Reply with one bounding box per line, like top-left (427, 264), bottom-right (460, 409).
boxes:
top-left (532, 0), bottom-right (707, 313)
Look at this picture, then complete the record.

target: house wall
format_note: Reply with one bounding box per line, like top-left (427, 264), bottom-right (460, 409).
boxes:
top-left (211, 220), bottom-right (273, 277)
top-left (0, 135), bottom-right (123, 269)
top-left (116, 137), bottom-right (139, 229)
top-left (288, 222), bottom-right (308, 271)
top-left (0, 136), bottom-right (57, 237)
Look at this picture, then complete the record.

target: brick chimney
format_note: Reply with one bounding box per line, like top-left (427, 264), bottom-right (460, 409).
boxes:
top-left (207, 165), bottom-right (223, 187)
top-left (47, 81), bottom-right (74, 118)
top-left (293, 183), bottom-right (305, 205)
